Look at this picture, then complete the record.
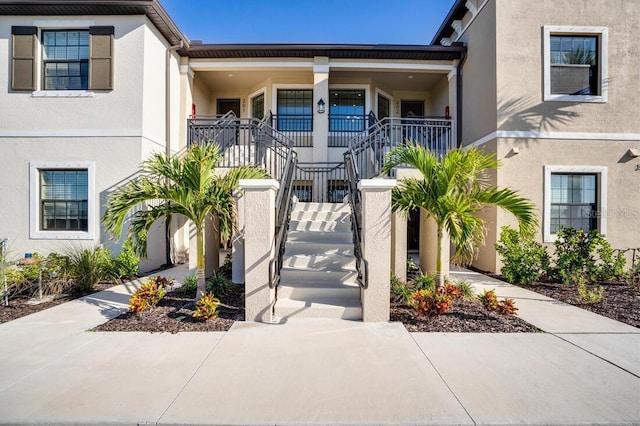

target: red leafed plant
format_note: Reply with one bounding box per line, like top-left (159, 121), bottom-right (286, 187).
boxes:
top-left (129, 280), bottom-right (166, 313)
top-left (411, 289), bottom-right (452, 316)
top-left (443, 283), bottom-right (463, 300)
top-left (498, 298), bottom-right (518, 315)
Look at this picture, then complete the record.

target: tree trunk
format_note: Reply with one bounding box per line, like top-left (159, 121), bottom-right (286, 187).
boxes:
top-left (435, 226), bottom-right (445, 289)
top-left (195, 226), bottom-right (206, 301)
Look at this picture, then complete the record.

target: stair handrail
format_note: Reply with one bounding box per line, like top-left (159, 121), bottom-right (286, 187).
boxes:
top-left (268, 149), bottom-right (298, 289)
top-left (344, 151), bottom-right (368, 289)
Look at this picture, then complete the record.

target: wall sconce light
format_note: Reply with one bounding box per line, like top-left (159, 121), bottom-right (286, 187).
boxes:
top-left (317, 98), bottom-right (325, 114)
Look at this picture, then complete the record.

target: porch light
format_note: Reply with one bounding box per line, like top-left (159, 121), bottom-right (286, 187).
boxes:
top-left (317, 98), bottom-right (325, 114)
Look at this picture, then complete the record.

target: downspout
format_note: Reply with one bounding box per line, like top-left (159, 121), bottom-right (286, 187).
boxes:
top-left (454, 43), bottom-right (468, 148)
top-left (164, 40), bottom-right (183, 266)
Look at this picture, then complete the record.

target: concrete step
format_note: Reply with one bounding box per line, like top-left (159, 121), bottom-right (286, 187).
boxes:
top-left (290, 210), bottom-right (351, 222)
top-left (284, 241), bottom-right (353, 256)
top-left (282, 254), bottom-right (356, 270)
top-left (274, 297), bottom-right (362, 321)
top-left (277, 280), bottom-right (360, 299)
top-left (286, 230), bottom-right (352, 244)
top-left (288, 218), bottom-right (352, 232)
top-left (280, 267), bottom-right (358, 284)
top-left (292, 202), bottom-right (350, 214)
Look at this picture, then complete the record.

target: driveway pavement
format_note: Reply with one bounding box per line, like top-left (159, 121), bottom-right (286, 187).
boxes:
top-left (0, 265), bottom-right (638, 425)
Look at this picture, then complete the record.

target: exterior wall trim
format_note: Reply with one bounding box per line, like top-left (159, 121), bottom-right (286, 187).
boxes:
top-left (0, 130), bottom-right (144, 137)
top-left (466, 130), bottom-right (640, 148)
top-left (543, 165), bottom-right (608, 243)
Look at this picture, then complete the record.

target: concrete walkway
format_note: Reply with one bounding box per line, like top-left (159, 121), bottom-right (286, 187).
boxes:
top-left (0, 265), bottom-right (638, 425)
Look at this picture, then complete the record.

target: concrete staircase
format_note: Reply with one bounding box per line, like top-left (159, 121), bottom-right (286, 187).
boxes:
top-left (274, 202), bottom-right (362, 321)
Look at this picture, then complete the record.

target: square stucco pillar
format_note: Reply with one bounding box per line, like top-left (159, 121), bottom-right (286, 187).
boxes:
top-left (313, 57), bottom-right (329, 165)
top-left (231, 189), bottom-right (244, 285)
top-left (240, 179), bottom-right (279, 323)
top-left (359, 178), bottom-right (396, 322)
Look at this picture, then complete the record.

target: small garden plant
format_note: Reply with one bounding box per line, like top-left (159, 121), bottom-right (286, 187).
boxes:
top-left (192, 293), bottom-right (221, 320)
top-left (478, 289), bottom-right (518, 315)
top-left (129, 278), bottom-right (167, 313)
top-left (495, 226), bottom-right (549, 285)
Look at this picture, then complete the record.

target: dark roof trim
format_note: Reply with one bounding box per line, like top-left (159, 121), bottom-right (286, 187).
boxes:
top-left (187, 43), bottom-right (465, 61)
top-left (0, 0), bottom-right (186, 47)
top-left (431, 0), bottom-right (467, 45)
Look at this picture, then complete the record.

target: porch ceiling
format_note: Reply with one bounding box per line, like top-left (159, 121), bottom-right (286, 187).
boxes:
top-left (196, 70), bottom-right (312, 91)
top-left (330, 71), bottom-right (446, 91)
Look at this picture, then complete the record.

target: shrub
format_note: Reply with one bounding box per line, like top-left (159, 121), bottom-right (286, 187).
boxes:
top-left (391, 274), bottom-right (413, 304)
top-left (67, 246), bottom-right (111, 293)
top-left (206, 273), bottom-right (232, 297)
top-left (147, 275), bottom-right (174, 289)
top-left (495, 226), bottom-right (549, 285)
top-left (412, 273), bottom-right (436, 291)
top-left (479, 289), bottom-right (499, 311)
top-left (553, 227), bottom-right (625, 284)
top-left (498, 298), bottom-right (518, 315)
top-left (129, 279), bottom-right (166, 313)
top-left (192, 293), bottom-right (220, 320)
top-left (107, 239), bottom-right (140, 280)
top-left (218, 253), bottom-right (233, 279)
top-left (443, 283), bottom-right (463, 300)
top-left (406, 256), bottom-right (420, 278)
top-left (573, 273), bottom-right (604, 304)
top-left (455, 280), bottom-right (475, 299)
top-left (410, 288), bottom-right (452, 316)
top-left (179, 274), bottom-right (198, 294)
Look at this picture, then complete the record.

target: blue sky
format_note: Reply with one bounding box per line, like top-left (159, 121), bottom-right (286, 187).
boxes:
top-left (158, 0), bottom-right (456, 45)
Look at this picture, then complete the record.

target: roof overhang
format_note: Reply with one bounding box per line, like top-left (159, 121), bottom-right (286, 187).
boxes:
top-left (431, 0), bottom-right (467, 45)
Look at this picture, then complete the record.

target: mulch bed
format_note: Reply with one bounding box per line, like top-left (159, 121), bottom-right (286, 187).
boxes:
top-left (391, 298), bottom-right (540, 333)
top-left (511, 279), bottom-right (640, 328)
top-left (0, 282), bottom-right (115, 324)
top-left (92, 285), bottom-right (244, 333)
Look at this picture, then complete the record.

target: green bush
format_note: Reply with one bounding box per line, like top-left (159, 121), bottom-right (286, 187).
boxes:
top-left (106, 239), bottom-right (139, 280)
top-left (553, 227), bottom-right (625, 283)
top-left (179, 274), bottom-right (198, 294)
top-left (391, 274), bottom-right (413, 304)
top-left (67, 246), bottom-right (111, 292)
top-left (218, 253), bottom-right (232, 279)
top-left (495, 226), bottom-right (549, 285)
top-left (206, 273), bottom-right (232, 297)
top-left (412, 272), bottom-right (436, 291)
top-left (455, 280), bottom-right (474, 299)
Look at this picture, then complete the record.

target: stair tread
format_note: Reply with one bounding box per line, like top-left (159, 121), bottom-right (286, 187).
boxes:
top-left (276, 296), bottom-right (361, 308)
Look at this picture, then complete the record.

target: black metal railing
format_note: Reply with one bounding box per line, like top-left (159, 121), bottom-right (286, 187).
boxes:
top-left (344, 152), bottom-right (368, 289)
top-left (328, 113), bottom-right (370, 148)
top-left (292, 162), bottom-right (348, 203)
top-left (269, 150), bottom-right (298, 290)
top-left (270, 114), bottom-right (313, 147)
top-left (348, 114), bottom-right (455, 180)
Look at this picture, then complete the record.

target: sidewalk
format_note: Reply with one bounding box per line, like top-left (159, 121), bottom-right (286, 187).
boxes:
top-left (0, 265), bottom-right (638, 425)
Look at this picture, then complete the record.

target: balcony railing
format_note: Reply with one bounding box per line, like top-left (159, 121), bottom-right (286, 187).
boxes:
top-left (347, 115), bottom-right (455, 180)
top-left (270, 114), bottom-right (313, 147)
top-left (328, 113), bottom-right (372, 148)
top-left (292, 162), bottom-right (347, 203)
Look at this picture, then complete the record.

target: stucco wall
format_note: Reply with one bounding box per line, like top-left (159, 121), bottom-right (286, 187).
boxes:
top-left (430, 75), bottom-right (449, 119)
top-left (495, 0), bottom-right (640, 134)
top-left (458, 0), bottom-right (498, 145)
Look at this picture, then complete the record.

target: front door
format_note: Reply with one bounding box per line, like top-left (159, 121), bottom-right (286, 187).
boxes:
top-left (217, 98), bottom-right (240, 116)
top-left (401, 100), bottom-right (424, 117)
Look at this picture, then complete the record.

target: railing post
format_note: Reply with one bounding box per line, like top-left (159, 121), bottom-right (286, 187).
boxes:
top-left (358, 178), bottom-right (396, 322)
top-left (239, 179), bottom-right (279, 323)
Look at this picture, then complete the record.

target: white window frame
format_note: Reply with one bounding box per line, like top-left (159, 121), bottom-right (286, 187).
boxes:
top-left (543, 26), bottom-right (608, 103)
top-left (375, 87), bottom-right (394, 119)
top-left (543, 165), bottom-right (607, 243)
top-left (248, 87), bottom-right (267, 120)
top-left (29, 161), bottom-right (96, 240)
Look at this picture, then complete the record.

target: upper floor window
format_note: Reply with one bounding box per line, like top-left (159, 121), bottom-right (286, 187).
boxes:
top-left (277, 89), bottom-right (313, 131)
top-left (329, 90), bottom-right (365, 132)
top-left (543, 26), bottom-right (608, 103)
top-left (10, 25), bottom-right (114, 93)
top-left (42, 30), bottom-right (89, 90)
top-left (251, 92), bottom-right (265, 121)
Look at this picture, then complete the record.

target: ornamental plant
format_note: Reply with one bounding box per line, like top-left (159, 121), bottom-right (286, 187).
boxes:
top-left (479, 289), bottom-right (519, 315)
top-left (129, 279), bottom-right (166, 313)
top-left (193, 293), bottom-right (220, 320)
top-left (495, 226), bottom-right (550, 285)
top-left (410, 288), bottom-right (452, 316)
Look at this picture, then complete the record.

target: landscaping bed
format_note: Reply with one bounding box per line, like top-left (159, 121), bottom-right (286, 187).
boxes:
top-left (511, 278), bottom-right (640, 328)
top-left (391, 299), bottom-right (539, 332)
top-left (92, 284), bottom-right (244, 333)
top-left (0, 282), bottom-right (114, 324)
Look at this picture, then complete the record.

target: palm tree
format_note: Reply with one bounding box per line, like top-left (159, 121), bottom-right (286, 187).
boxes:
top-left (382, 143), bottom-right (538, 288)
top-left (103, 144), bottom-right (268, 301)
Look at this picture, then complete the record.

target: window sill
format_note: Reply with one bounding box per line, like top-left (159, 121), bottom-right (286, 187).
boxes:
top-left (544, 93), bottom-right (607, 103)
top-left (30, 230), bottom-right (93, 240)
top-left (32, 90), bottom-right (95, 98)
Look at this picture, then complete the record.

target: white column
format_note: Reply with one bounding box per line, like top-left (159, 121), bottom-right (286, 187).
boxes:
top-left (359, 178), bottom-right (396, 322)
top-left (313, 56), bottom-right (330, 165)
top-left (240, 179), bottom-right (279, 323)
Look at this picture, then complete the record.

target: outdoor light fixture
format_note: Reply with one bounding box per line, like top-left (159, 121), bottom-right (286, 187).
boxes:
top-left (317, 98), bottom-right (325, 114)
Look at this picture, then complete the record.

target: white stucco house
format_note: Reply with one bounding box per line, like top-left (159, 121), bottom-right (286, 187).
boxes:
top-left (0, 0), bottom-right (638, 321)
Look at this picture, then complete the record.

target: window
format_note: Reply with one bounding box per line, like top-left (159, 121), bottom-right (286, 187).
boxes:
top-left (543, 26), bottom-right (608, 102)
top-left (377, 94), bottom-right (390, 120)
top-left (292, 180), bottom-right (312, 202)
top-left (277, 90), bottom-right (313, 131)
top-left (10, 25), bottom-right (113, 92)
top-left (329, 90), bottom-right (365, 132)
top-left (30, 162), bottom-right (95, 239)
top-left (42, 30), bottom-right (89, 90)
top-left (40, 170), bottom-right (88, 231)
top-left (251, 93), bottom-right (265, 120)
top-left (543, 166), bottom-right (607, 242)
